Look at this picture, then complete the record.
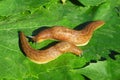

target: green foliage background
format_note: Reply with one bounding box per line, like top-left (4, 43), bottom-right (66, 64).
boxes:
top-left (0, 0), bottom-right (120, 80)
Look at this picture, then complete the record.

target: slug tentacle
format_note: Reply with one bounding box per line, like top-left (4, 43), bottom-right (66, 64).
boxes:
top-left (19, 32), bottom-right (82, 64)
top-left (31, 20), bottom-right (105, 46)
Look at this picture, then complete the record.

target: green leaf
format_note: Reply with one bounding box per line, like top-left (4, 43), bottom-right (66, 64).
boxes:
top-left (0, 0), bottom-right (120, 80)
top-left (77, 56), bottom-right (120, 80)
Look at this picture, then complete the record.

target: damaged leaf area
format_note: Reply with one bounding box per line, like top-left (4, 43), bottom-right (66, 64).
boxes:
top-left (0, 0), bottom-right (120, 80)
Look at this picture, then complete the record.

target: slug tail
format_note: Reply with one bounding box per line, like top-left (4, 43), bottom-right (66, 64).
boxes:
top-left (81, 20), bottom-right (105, 35)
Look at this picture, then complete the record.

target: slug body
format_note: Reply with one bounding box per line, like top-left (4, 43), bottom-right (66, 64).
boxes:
top-left (32, 21), bottom-right (105, 46)
top-left (19, 32), bottom-right (82, 64)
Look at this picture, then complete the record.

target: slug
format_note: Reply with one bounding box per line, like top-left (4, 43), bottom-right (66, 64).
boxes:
top-left (19, 31), bottom-right (82, 64)
top-left (31, 20), bottom-right (105, 46)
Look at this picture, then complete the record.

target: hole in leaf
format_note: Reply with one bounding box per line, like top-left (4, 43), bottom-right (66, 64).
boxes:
top-left (109, 50), bottom-right (120, 60)
top-left (80, 59), bottom-right (97, 68)
top-left (81, 56), bottom-right (107, 68)
top-left (90, 60), bottom-right (97, 63)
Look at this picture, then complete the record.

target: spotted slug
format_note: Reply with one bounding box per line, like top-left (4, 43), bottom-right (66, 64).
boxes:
top-left (19, 31), bottom-right (82, 64)
top-left (31, 20), bottom-right (105, 46)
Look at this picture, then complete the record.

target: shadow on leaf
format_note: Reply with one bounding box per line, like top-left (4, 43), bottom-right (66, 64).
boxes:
top-left (74, 21), bottom-right (93, 30)
top-left (81, 74), bottom-right (91, 80)
top-left (69, 0), bottom-right (85, 7)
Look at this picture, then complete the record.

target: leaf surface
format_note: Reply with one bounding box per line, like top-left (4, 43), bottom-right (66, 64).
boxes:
top-left (0, 0), bottom-right (120, 80)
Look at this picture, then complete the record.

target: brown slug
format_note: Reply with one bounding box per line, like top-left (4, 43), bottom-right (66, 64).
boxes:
top-left (19, 32), bottom-right (82, 64)
top-left (31, 20), bottom-right (105, 46)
